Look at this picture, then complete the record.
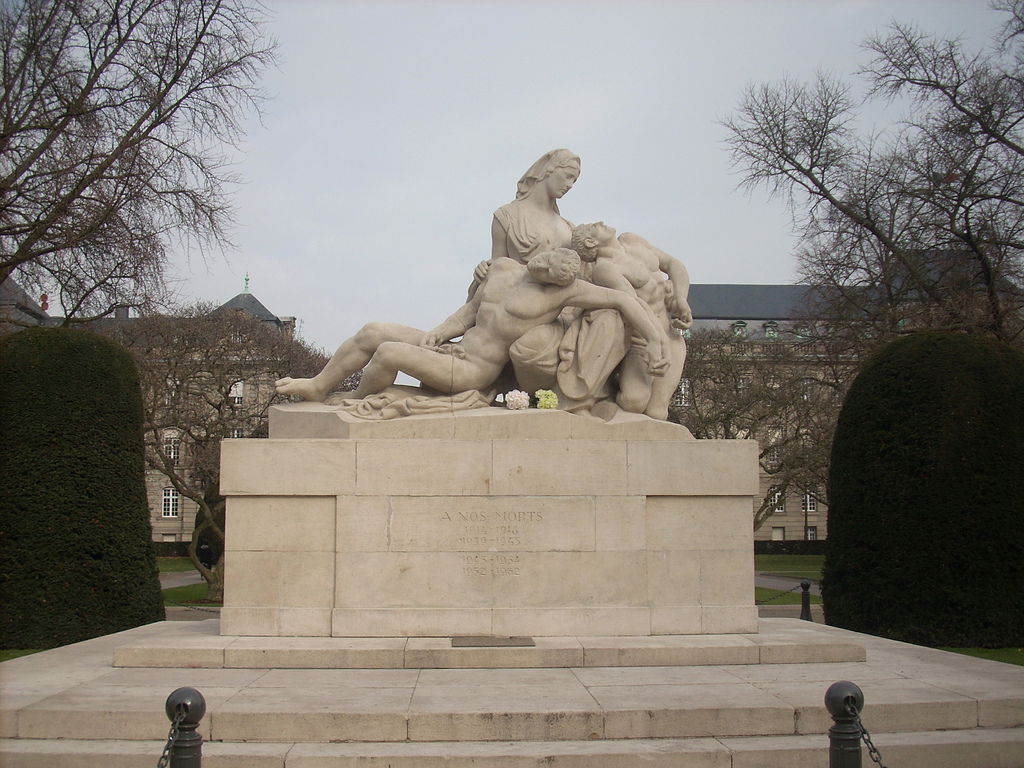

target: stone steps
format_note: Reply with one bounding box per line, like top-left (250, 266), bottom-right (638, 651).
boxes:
top-left (110, 619), bottom-right (866, 669)
top-left (9, 665), bottom-right (1021, 744)
top-left (4, 620), bottom-right (1023, 766)
top-left (3, 729), bottom-right (1024, 768)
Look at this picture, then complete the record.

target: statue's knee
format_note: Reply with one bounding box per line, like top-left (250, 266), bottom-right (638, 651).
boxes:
top-left (373, 341), bottom-right (402, 366)
top-left (646, 404), bottom-right (669, 421)
top-left (617, 388), bottom-right (649, 414)
top-left (355, 322), bottom-right (387, 348)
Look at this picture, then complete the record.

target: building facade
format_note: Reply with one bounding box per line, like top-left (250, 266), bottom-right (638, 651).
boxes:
top-left (140, 291), bottom-right (299, 544)
top-left (674, 284), bottom-right (836, 542)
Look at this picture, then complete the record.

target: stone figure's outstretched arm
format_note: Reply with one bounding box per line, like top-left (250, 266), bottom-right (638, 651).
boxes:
top-left (592, 260), bottom-right (666, 335)
top-left (655, 247), bottom-right (693, 329)
top-left (592, 260), bottom-right (639, 298)
top-left (659, 251), bottom-right (693, 329)
top-left (565, 282), bottom-right (670, 375)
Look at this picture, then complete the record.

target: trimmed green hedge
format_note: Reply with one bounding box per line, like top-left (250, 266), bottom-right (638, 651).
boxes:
top-left (755, 540), bottom-right (828, 556)
top-left (822, 332), bottom-right (1024, 646)
top-left (0, 328), bottom-right (165, 648)
top-left (152, 541), bottom-right (191, 557)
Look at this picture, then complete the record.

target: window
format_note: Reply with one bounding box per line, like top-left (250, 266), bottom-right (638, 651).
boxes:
top-left (163, 436), bottom-right (180, 465)
top-left (731, 320), bottom-right (748, 337)
top-left (229, 380), bottom-right (245, 405)
top-left (164, 376), bottom-right (181, 405)
top-left (769, 486), bottom-right (785, 513)
top-left (765, 425), bottom-right (783, 466)
top-left (229, 428), bottom-right (244, 438)
top-left (162, 488), bottom-right (180, 518)
top-left (806, 526), bottom-right (818, 541)
top-left (802, 490), bottom-right (818, 514)
top-left (771, 526), bottom-right (786, 541)
top-left (672, 378), bottom-right (692, 407)
top-left (763, 321), bottom-right (779, 339)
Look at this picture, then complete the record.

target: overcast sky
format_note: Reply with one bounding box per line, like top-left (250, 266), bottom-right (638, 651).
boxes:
top-left (169, 0), bottom-right (1001, 353)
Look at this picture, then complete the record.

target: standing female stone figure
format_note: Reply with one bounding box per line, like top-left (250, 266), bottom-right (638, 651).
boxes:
top-left (493, 148), bottom-right (580, 263)
top-left (469, 149), bottom-right (581, 297)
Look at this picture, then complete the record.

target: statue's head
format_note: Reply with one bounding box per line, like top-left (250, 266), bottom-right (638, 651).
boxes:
top-left (570, 222), bottom-right (616, 261)
top-left (528, 248), bottom-right (581, 286)
top-left (516, 149), bottom-right (581, 203)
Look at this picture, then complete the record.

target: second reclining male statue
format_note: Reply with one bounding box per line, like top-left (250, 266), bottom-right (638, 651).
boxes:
top-left (275, 149), bottom-right (693, 421)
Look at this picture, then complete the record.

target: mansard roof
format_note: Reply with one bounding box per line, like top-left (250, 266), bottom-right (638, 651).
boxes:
top-left (689, 284), bottom-right (818, 321)
top-left (214, 292), bottom-right (280, 323)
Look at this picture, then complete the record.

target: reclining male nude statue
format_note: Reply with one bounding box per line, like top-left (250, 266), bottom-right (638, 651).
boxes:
top-left (274, 248), bottom-right (670, 402)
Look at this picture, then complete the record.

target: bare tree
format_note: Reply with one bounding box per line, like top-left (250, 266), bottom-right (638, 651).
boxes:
top-left (106, 305), bottom-right (327, 600)
top-left (1, 0), bottom-right (276, 320)
top-left (670, 327), bottom-right (845, 532)
top-left (722, 2), bottom-right (1024, 345)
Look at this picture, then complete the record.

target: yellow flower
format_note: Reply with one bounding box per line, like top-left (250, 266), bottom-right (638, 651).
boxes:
top-left (535, 389), bottom-right (558, 409)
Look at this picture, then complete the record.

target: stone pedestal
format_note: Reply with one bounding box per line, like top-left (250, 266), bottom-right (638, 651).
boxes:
top-left (219, 404), bottom-right (759, 637)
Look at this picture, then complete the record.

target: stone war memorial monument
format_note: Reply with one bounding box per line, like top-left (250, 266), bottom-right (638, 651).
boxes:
top-left (219, 149), bottom-right (761, 639)
top-left (12, 150), bottom-right (1023, 768)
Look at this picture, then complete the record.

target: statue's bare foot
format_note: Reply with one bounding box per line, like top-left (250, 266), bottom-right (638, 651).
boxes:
top-left (275, 377), bottom-right (330, 402)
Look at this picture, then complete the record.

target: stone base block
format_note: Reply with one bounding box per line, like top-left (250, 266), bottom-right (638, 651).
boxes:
top-left (221, 407), bottom-right (759, 638)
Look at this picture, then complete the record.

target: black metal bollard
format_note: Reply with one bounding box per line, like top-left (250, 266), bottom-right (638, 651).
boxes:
top-left (165, 687), bottom-right (206, 768)
top-left (800, 579), bottom-right (813, 621)
top-left (825, 681), bottom-right (864, 768)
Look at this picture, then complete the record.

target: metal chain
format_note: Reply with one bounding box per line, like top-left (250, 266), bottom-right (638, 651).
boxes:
top-left (755, 582), bottom-right (803, 605)
top-left (156, 706), bottom-right (186, 768)
top-left (165, 599), bottom-right (220, 614)
top-left (847, 701), bottom-right (888, 767)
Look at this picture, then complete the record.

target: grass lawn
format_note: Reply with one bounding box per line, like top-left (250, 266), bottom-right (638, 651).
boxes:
top-left (940, 647), bottom-right (1024, 666)
top-left (0, 649), bottom-right (43, 662)
top-left (157, 556), bottom-right (195, 572)
top-left (162, 582), bottom-right (221, 607)
top-left (755, 554), bottom-right (824, 581)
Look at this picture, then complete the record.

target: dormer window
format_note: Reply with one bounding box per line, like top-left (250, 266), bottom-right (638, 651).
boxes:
top-left (763, 321), bottom-right (779, 339)
top-left (731, 320), bottom-right (747, 337)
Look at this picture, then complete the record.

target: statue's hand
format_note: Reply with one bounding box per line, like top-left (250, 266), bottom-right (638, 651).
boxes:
top-left (420, 331), bottom-right (444, 347)
top-left (671, 298), bottom-right (693, 330)
top-left (473, 259), bottom-right (492, 283)
top-left (643, 337), bottom-right (670, 377)
top-left (647, 354), bottom-right (670, 377)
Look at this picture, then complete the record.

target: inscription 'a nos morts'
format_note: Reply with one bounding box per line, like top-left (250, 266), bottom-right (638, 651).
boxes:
top-left (440, 508), bottom-right (546, 575)
top-left (440, 509), bottom-right (544, 523)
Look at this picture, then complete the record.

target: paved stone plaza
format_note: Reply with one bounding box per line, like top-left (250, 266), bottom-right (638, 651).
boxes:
top-left (1, 617), bottom-right (1022, 766)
